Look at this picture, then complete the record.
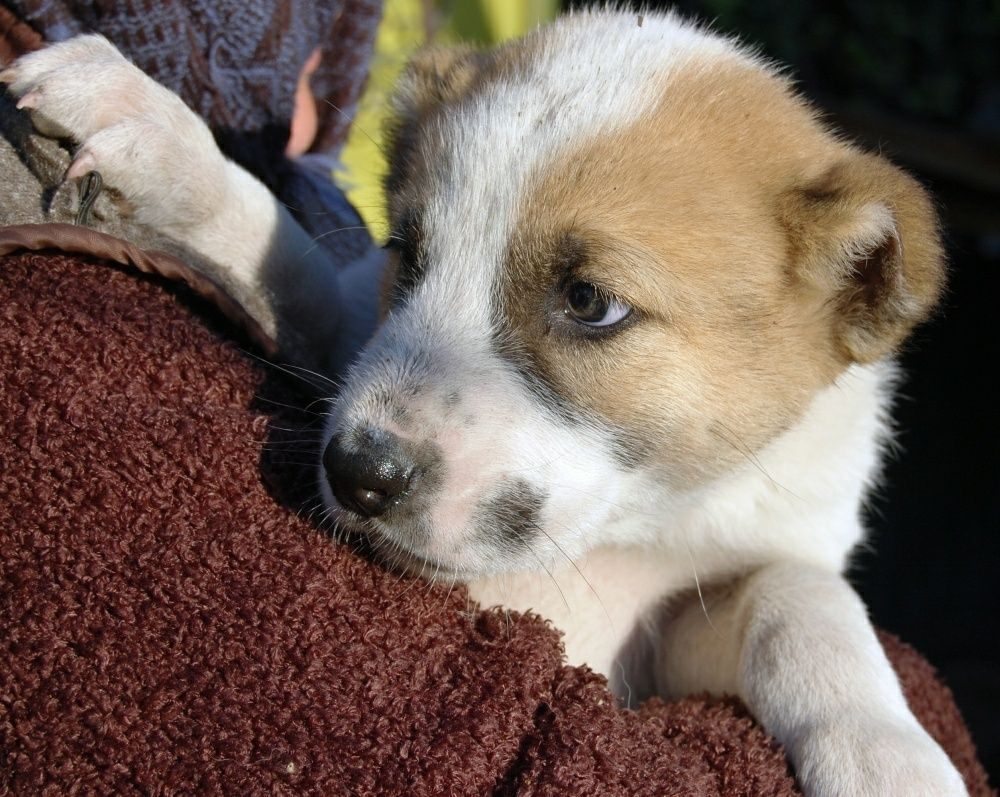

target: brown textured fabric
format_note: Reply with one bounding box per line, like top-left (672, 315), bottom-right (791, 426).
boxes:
top-left (880, 632), bottom-right (994, 797)
top-left (0, 223), bottom-right (278, 356)
top-left (0, 249), bottom-right (994, 795)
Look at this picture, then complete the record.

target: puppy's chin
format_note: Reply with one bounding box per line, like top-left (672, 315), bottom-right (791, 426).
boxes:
top-left (317, 457), bottom-right (564, 580)
top-left (315, 489), bottom-right (483, 580)
top-left (322, 499), bottom-right (546, 584)
top-left (365, 533), bottom-right (473, 582)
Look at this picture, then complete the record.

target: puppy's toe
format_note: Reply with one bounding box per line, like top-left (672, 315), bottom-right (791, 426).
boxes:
top-left (4, 34), bottom-right (141, 140)
top-left (71, 120), bottom-right (226, 229)
top-left (4, 34), bottom-right (226, 229)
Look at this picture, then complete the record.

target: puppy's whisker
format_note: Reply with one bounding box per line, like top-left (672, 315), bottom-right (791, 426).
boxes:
top-left (616, 659), bottom-right (634, 711)
top-left (306, 500), bottom-right (331, 527)
top-left (541, 481), bottom-right (659, 519)
top-left (255, 443), bottom-right (323, 454)
top-left (708, 421), bottom-right (801, 501)
top-left (316, 507), bottom-right (336, 533)
top-left (321, 98), bottom-right (388, 159)
top-left (257, 457), bottom-right (322, 469)
top-left (530, 518), bottom-right (614, 635)
top-left (264, 461), bottom-right (323, 471)
top-left (301, 225), bottom-right (382, 258)
top-left (255, 436), bottom-right (324, 446)
top-left (240, 350), bottom-right (334, 393)
top-left (302, 396), bottom-right (333, 418)
top-left (277, 361), bottom-right (343, 391)
top-left (266, 422), bottom-right (325, 433)
top-left (393, 565), bottom-right (425, 598)
top-left (498, 448), bottom-right (574, 475)
top-left (443, 572), bottom-right (459, 608)
top-left (253, 395), bottom-right (325, 416)
top-left (682, 537), bottom-right (718, 634)
top-left (504, 521), bottom-right (570, 614)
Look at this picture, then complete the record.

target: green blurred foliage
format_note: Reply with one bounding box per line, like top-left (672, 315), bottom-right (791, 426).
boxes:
top-left (442, 0), bottom-right (559, 43)
top-left (336, 0), bottom-right (425, 238)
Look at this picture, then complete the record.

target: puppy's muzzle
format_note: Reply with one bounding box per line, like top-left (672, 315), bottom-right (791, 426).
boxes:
top-left (323, 429), bottom-right (416, 518)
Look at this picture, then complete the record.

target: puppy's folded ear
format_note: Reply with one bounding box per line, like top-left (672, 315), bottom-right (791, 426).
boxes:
top-left (394, 45), bottom-right (488, 114)
top-left (780, 152), bottom-right (946, 364)
top-left (384, 45), bottom-right (488, 207)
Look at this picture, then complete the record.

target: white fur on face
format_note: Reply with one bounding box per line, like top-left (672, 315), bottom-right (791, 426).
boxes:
top-left (319, 288), bottom-right (652, 578)
top-left (316, 11), bottom-right (873, 581)
top-left (319, 13), bottom-right (745, 576)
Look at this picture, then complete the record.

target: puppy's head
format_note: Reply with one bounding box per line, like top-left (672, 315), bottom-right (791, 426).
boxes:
top-left (318, 11), bottom-right (944, 579)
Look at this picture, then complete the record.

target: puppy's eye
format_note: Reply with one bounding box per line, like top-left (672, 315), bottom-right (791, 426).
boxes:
top-left (563, 280), bottom-right (632, 327)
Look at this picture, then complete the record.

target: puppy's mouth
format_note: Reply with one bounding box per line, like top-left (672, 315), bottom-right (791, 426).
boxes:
top-left (365, 529), bottom-right (473, 581)
top-left (318, 487), bottom-right (474, 578)
top-left (362, 518), bottom-right (487, 583)
top-left (321, 466), bottom-right (550, 582)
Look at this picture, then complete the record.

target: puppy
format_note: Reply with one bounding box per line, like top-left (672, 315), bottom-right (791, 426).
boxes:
top-left (3, 10), bottom-right (967, 795)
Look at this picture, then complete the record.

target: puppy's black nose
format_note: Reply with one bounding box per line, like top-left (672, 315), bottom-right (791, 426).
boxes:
top-left (323, 429), bottom-right (415, 518)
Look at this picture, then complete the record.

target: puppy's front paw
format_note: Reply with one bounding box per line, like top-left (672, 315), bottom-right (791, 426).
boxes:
top-left (3, 35), bottom-right (132, 138)
top-left (793, 719), bottom-right (968, 797)
top-left (2, 35), bottom-right (226, 229)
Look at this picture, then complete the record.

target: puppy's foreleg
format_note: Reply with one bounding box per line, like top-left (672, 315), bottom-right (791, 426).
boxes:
top-left (3, 35), bottom-right (381, 374)
top-left (192, 160), bottom-right (384, 373)
top-left (657, 562), bottom-right (967, 797)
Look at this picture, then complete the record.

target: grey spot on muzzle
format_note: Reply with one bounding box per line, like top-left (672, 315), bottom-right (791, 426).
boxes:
top-left (391, 403), bottom-right (408, 424)
top-left (476, 479), bottom-right (546, 553)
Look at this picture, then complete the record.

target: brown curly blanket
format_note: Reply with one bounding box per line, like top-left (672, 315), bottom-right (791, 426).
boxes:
top-left (0, 248), bottom-right (993, 795)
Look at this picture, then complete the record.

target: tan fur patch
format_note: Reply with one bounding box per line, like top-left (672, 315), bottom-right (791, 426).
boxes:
top-left (382, 39), bottom-right (943, 486)
top-left (501, 57), bottom-right (943, 484)
top-left (777, 153), bottom-right (944, 362)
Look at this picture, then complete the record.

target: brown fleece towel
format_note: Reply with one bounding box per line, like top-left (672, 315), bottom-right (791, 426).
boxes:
top-left (0, 248), bottom-right (993, 796)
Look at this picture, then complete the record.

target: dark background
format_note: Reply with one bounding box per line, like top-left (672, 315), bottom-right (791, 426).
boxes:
top-left (564, 0), bottom-right (1000, 779)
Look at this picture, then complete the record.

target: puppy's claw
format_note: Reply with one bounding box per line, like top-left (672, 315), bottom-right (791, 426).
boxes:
top-left (15, 90), bottom-right (41, 110)
top-left (0, 67), bottom-right (16, 84)
top-left (67, 151), bottom-right (97, 180)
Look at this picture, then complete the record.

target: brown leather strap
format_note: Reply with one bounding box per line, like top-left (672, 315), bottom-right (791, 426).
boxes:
top-left (0, 222), bottom-right (278, 356)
